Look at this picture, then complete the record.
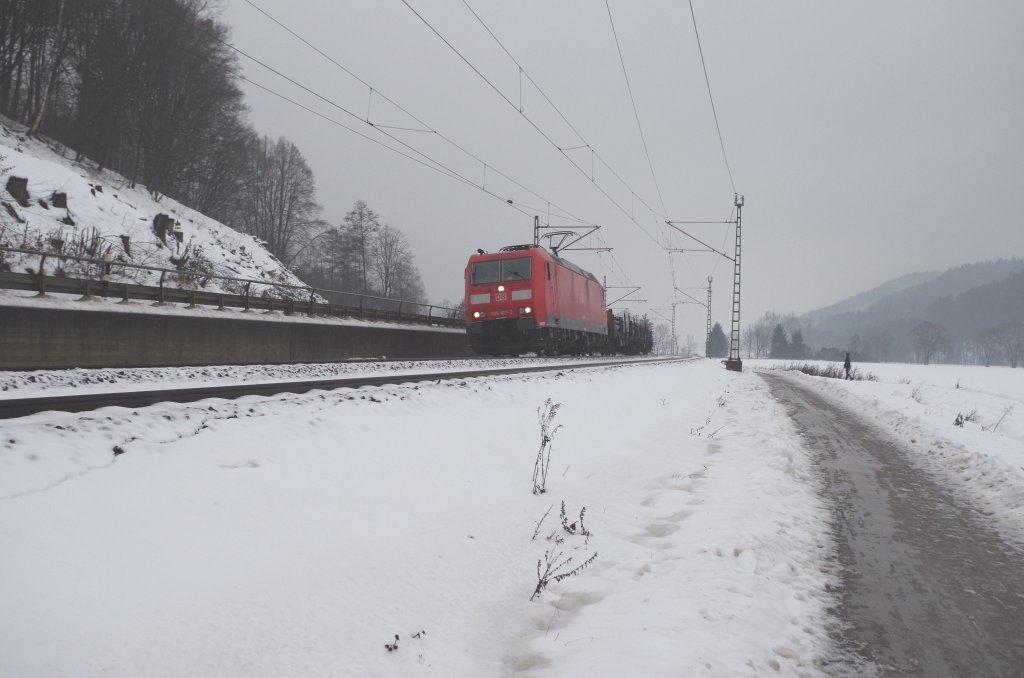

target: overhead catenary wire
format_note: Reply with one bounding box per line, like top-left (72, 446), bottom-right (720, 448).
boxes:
top-left (474, 1), bottom-right (683, 242)
top-left (402, 0), bottom-right (668, 250)
top-left (688, 0), bottom-right (736, 194)
top-left (238, 77), bottom-right (535, 213)
top-left (243, 0), bottom-right (428, 132)
top-left (227, 46), bottom-right (531, 212)
top-left (140, 0), bottom-right (606, 235)
top-left (460, 0), bottom-right (668, 226)
top-left (238, 0), bottom-right (609, 232)
top-left (459, 0), bottom-right (590, 147)
top-left (458, 1), bottom-right (733, 315)
top-left (139, 0), bottom-right (479, 199)
top-left (709, 204), bottom-right (737, 278)
top-left (652, 2), bottom-right (741, 313)
top-left (593, 231), bottom-right (641, 291)
top-left (604, 0), bottom-right (671, 218)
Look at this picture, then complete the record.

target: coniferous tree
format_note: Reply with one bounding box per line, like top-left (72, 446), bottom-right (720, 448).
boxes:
top-left (770, 324), bottom-right (790, 359)
top-left (790, 330), bottom-right (808, 359)
top-left (707, 322), bottom-right (728, 358)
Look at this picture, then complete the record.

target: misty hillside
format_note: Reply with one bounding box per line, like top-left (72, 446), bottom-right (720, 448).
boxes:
top-left (926, 269), bottom-right (1024, 333)
top-left (0, 119), bottom-right (304, 297)
top-left (847, 259), bottom-right (1024, 325)
top-left (801, 270), bottom-right (941, 322)
top-left (799, 259), bottom-right (1024, 362)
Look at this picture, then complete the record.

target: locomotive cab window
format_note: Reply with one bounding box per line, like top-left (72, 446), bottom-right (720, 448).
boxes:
top-left (502, 257), bottom-right (532, 281)
top-left (471, 260), bottom-right (500, 285)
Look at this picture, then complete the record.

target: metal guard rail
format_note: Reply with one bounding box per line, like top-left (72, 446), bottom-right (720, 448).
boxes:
top-left (0, 245), bottom-right (465, 328)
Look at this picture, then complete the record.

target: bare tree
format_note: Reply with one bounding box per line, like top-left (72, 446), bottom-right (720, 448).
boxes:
top-left (438, 298), bottom-right (465, 320)
top-left (371, 224), bottom-right (412, 298)
top-left (911, 321), bottom-right (949, 365)
top-left (1, 0), bottom-right (252, 216)
top-left (27, 0), bottom-right (67, 136)
top-left (976, 326), bottom-right (1002, 367)
top-left (749, 310), bottom-right (780, 359)
top-left (995, 321), bottom-right (1024, 368)
top-left (69, 0), bottom-right (144, 170)
top-left (344, 200), bottom-right (380, 294)
top-left (867, 328), bottom-right (893, 363)
top-left (291, 226), bottom-right (357, 292)
top-left (685, 334), bottom-right (698, 357)
top-left (393, 255), bottom-right (426, 303)
top-left (0, 0), bottom-right (78, 126)
top-left (0, 1), bottom-right (38, 119)
top-left (652, 322), bottom-right (672, 355)
top-left (742, 325), bottom-right (755, 358)
top-left (128, 1), bottom-right (246, 198)
top-left (184, 118), bottom-right (255, 219)
top-left (231, 136), bottom-right (323, 263)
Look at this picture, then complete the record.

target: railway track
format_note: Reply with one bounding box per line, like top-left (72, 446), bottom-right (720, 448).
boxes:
top-left (0, 356), bottom-right (695, 419)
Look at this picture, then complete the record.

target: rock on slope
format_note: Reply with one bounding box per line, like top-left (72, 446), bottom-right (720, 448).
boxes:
top-left (0, 118), bottom-right (304, 297)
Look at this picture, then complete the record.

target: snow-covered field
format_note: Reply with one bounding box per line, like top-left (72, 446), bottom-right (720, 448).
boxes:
top-left (1, 358), bottom-right (1021, 677)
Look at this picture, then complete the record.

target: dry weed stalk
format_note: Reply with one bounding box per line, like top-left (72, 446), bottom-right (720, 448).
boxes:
top-left (532, 399), bottom-right (562, 494)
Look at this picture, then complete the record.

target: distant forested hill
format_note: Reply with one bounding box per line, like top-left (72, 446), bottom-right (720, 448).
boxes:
top-left (801, 270), bottom-right (941, 322)
top-left (797, 259), bottom-right (1024, 364)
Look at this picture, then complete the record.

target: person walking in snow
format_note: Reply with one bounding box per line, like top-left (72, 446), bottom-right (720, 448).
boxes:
top-left (844, 352), bottom-right (853, 380)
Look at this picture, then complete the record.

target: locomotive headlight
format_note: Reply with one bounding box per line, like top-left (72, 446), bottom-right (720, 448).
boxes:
top-left (497, 285), bottom-right (505, 292)
top-left (524, 306), bottom-right (532, 314)
top-left (473, 311), bottom-right (482, 319)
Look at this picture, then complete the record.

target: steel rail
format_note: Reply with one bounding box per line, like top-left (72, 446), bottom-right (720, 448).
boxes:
top-left (0, 357), bottom-right (695, 419)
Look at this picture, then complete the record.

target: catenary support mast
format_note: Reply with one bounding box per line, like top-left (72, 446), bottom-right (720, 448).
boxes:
top-left (705, 276), bottom-right (713, 357)
top-left (725, 194), bottom-right (743, 371)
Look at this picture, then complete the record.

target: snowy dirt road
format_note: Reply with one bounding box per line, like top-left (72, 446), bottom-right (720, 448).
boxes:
top-left (762, 373), bottom-right (1024, 677)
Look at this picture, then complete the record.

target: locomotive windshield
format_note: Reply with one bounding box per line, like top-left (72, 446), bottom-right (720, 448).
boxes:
top-left (471, 257), bottom-right (532, 284)
top-left (502, 257), bottom-right (532, 281)
top-left (471, 260), bottom-right (500, 284)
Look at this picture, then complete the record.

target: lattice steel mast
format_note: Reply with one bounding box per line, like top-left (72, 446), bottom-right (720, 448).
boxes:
top-left (705, 276), bottom-right (713, 357)
top-left (725, 194), bottom-right (744, 372)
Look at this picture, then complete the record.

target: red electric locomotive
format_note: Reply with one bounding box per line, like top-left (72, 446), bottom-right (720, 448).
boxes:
top-left (464, 245), bottom-right (608, 356)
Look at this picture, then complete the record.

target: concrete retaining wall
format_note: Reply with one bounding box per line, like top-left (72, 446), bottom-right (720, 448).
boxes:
top-left (0, 305), bottom-right (474, 370)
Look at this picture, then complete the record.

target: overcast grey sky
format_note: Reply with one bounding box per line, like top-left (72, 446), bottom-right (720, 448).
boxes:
top-left (219, 0), bottom-right (1023, 341)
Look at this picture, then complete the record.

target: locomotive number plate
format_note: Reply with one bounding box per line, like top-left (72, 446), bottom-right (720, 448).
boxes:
top-left (495, 292), bottom-right (507, 301)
